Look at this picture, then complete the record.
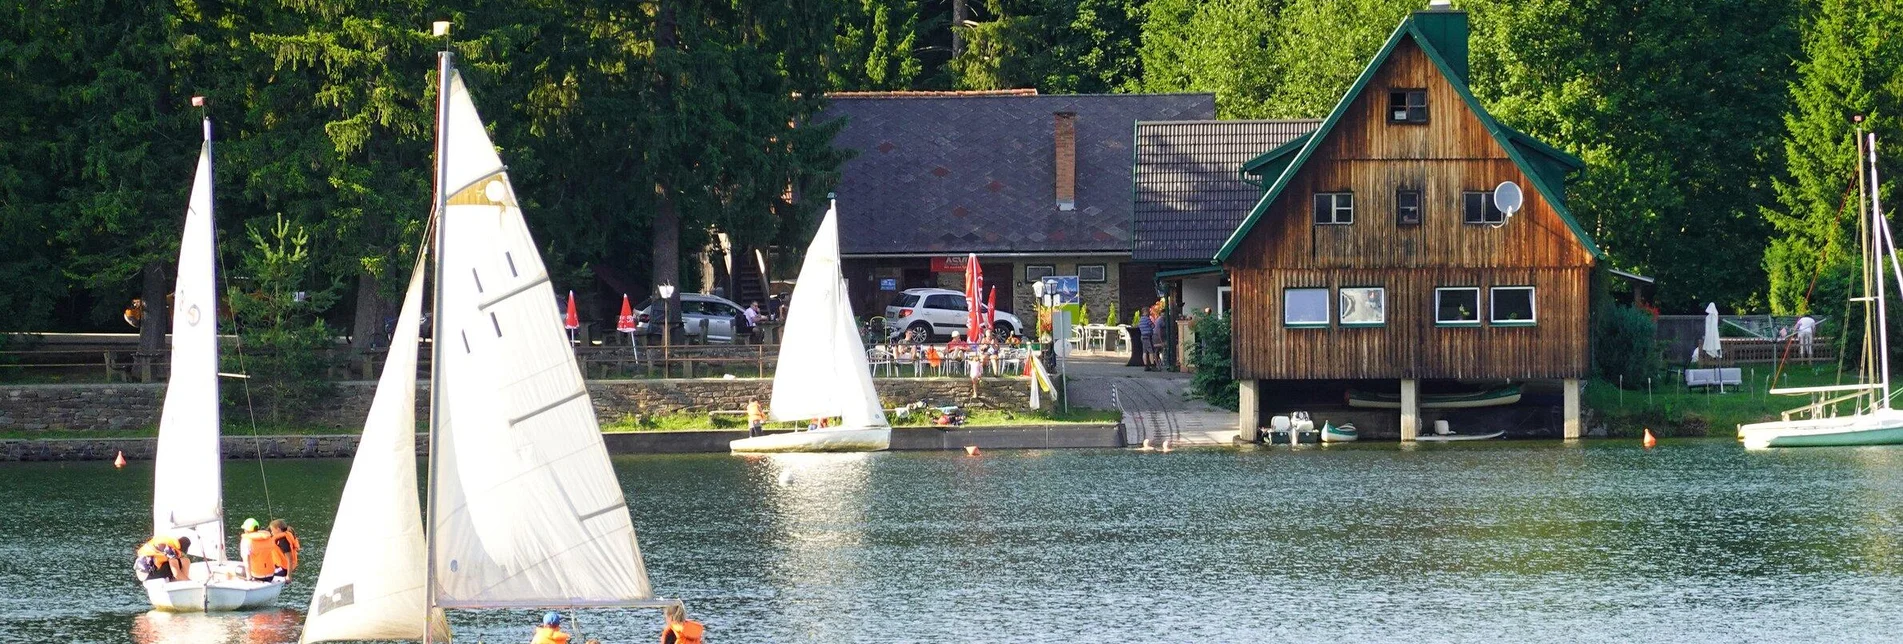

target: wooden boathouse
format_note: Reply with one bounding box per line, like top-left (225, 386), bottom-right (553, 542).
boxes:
top-left (1218, 3), bottom-right (1600, 440)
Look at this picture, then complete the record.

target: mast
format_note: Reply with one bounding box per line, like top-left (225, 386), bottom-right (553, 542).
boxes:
top-left (1872, 131), bottom-right (1892, 409)
top-left (202, 101), bottom-right (226, 565)
top-left (422, 22), bottom-right (453, 644)
top-left (1857, 122), bottom-right (1875, 408)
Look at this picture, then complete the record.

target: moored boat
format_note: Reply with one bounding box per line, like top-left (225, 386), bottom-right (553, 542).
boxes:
top-left (1346, 385), bottom-right (1522, 409)
top-left (1320, 422), bottom-right (1358, 443)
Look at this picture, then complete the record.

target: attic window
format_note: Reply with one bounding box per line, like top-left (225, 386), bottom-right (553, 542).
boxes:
top-left (1389, 90), bottom-right (1428, 123)
top-left (1313, 192), bottom-right (1354, 225)
top-left (1463, 191), bottom-right (1506, 225)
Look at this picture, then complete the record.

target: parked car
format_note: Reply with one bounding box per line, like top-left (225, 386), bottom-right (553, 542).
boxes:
top-left (883, 288), bottom-right (1022, 341)
top-left (634, 293), bottom-right (748, 343)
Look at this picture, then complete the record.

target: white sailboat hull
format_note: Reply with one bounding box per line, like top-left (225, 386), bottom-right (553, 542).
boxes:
top-left (1739, 409), bottom-right (1903, 449)
top-left (1415, 430), bottom-right (1504, 442)
top-left (143, 562), bottom-right (284, 612)
top-left (730, 428), bottom-right (891, 453)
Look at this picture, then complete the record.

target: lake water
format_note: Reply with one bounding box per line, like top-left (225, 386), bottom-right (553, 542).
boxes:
top-left (3, 440), bottom-right (1902, 643)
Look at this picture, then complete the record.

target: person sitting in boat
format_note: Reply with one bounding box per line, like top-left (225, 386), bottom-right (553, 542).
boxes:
top-left (239, 518), bottom-right (287, 583)
top-left (269, 519), bottom-right (301, 577)
top-left (532, 611), bottom-right (571, 644)
top-left (660, 604), bottom-right (705, 644)
top-left (134, 535), bottom-right (192, 582)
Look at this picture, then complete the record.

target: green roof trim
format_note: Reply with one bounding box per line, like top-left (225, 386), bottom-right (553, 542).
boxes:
top-left (1213, 12), bottom-right (1603, 264)
top-left (1156, 265), bottom-right (1224, 279)
top-left (1240, 132), bottom-right (1316, 177)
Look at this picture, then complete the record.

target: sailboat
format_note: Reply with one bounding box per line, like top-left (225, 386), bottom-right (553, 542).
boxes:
top-left (729, 200), bottom-right (892, 453)
top-left (1739, 130), bottom-right (1903, 449)
top-left (299, 36), bottom-right (680, 643)
top-left (144, 114), bottom-right (286, 612)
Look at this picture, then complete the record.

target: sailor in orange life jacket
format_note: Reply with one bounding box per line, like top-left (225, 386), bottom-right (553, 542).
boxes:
top-left (269, 519), bottom-right (301, 576)
top-left (660, 604), bottom-right (704, 644)
top-left (238, 518), bottom-right (287, 582)
top-left (135, 535), bottom-right (193, 582)
top-left (533, 612), bottom-right (571, 644)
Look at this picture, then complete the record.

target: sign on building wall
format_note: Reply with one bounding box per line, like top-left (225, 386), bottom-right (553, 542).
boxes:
top-left (1041, 276), bottom-right (1081, 305)
top-left (930, 256), bottom-right (969, 273)
top-left (879, 278), bottom-right (898, 291)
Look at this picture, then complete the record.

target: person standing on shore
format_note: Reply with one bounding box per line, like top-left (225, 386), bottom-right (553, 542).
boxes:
top-left (1796, 314), bottom-right (1817, 358)
top-left (746, 398), bottom-right (765, 437)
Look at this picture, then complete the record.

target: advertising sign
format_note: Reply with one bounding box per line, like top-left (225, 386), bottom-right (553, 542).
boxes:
top-left (1040, 276), bottom-right (1081, 305)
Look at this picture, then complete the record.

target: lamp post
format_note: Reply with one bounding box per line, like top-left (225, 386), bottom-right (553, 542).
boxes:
top-left (658, 283), bottom-right (676, 377)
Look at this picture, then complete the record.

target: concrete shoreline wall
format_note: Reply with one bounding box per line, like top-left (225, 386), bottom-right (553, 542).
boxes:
top-left (0, 425), bottom-right (1123, 461)
top-left (0, 377), bottom-right (1031, 433)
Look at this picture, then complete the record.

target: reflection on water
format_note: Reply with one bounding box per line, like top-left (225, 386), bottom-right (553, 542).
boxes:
top-left (2, 441), bottom-right (1902, 642)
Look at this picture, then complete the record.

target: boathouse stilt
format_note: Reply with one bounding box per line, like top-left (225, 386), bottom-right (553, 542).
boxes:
top-left (1399, 379), bottom-right (1420, 441)
top-left (1237, 379), bottom-right (1260, 439)
top-left (1563, 378), bottom-right (1581, 439)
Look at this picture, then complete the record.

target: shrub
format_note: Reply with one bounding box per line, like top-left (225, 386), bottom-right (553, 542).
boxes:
top-left (1595, 304), bottom-right (1661, 387)
top-left (1188, 312), bottom-right (1237, 410)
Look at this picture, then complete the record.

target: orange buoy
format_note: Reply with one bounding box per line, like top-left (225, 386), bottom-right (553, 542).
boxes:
top-left (1642, 428), bottom-right (1658, 449)
top-left (114, 451), bottom-right (127, 468)
top-left (964, 445), bottom-right (980, 456)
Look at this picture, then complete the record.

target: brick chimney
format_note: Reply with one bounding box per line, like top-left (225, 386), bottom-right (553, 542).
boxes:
top-left (1054, 112), bottom-right (1077, 211)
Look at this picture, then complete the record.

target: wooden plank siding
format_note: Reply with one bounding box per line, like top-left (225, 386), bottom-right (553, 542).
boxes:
top-left (1226, 38), bottom-right (1593, 381)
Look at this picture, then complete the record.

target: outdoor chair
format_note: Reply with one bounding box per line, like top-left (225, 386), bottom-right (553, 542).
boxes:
top-left (867, 345), bottom-right (894, 377)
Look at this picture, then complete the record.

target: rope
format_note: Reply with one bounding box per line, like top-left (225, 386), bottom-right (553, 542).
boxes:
top-left (1770, 176), bottom-right (1860, 390)
top-left (218, 236), bottom-right (275, 519)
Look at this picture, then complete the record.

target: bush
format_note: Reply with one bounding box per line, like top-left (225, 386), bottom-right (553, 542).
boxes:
top-left (1595, 304), bottom-right (1661, 387)
top-left (225, 215), bottom-right (342, 424)
top-left (1188, 313), bottom-right (1237, 410)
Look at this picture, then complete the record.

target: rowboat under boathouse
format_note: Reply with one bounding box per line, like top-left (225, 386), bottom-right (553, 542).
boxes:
top-left (1218, 2), bottom-right (1599, 441)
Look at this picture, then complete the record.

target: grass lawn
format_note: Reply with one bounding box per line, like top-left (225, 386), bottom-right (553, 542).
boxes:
top-left (1587, 363), bottom-right (1866, 437)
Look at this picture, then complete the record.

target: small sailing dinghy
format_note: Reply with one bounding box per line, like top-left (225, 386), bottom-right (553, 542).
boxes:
top-left (1739, 130), bottom-right (1903, 449)
top-left (730, 200), bottom-right (891, 453)
top-left (1415, 421), bottom-right (1503, 442)
top-left (1320, 422), bottom-right (1358, 443)
top-left (143, 114), bottom-right (285, 613)
top-left (300, 38), bottom-right (680, 643)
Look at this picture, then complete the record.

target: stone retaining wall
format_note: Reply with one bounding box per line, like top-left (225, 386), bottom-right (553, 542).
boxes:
top-left (0, 377), bottom-right (1031, 434)
top-left (0, 425), bottom-right (1117, 461)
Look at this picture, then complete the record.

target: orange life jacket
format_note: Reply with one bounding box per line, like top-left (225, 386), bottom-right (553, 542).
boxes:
top-left (137, 536), bottom-right (190, 580)
top-left (241, 530), bottom-right (282, 579)
top-left (661, 620), bottom-right (705, 644)
top-left (532, 626), bottom-right (571, 644)
top-left (273, 528), bottom-right (301, 573)
top-left (747, 401), bottom-right (766, 424)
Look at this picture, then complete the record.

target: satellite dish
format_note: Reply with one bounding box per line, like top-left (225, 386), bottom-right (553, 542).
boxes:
top-left (1492, 181), bottom-right (1523, 216)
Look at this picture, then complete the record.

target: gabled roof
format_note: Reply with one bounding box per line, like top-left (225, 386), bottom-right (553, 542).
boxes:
top-left (1132, 119), bottom-right (1320, 262)
top-left (818, 92), bottom-right (1216, 256)
top-left (1213, 13), bottom-right (1603, 263)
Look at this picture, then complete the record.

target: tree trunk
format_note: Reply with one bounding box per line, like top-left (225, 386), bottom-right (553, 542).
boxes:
top-left (653, 183), bottom-right (683, 329)
top-left (952, 0), bottom-right (967, 57)
top-left (350, 272), bottom-right (388, 379)
top-left (139, 261), bottom-right (170, 382)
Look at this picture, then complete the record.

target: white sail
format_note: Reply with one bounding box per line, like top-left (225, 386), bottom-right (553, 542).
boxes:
top-left (302, 257), bottom-right (448, 643)
top-left (427, 69), bottom-right (654, 608)
top-left (153, 121), bottom-right (225, 560)
top-left (767, 202), bottom-right (889, 428)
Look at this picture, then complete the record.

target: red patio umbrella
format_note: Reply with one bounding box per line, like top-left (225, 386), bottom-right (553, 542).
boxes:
top-left (563, 290), bottom-right (580, 343)
top-left (985, 287), bottom-right (997, 338)
top-left (964, 253), bottom-right (982, 339)
top-left (616, 294), bottom-right (636, 335)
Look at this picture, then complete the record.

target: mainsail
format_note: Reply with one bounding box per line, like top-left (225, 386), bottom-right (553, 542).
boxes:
top-left (152, 119), bottom-right (225, 560)
top-left (767, 202), bottom-right (889, 429)
top-left (301, 255), bottom-right (447, 643)
top-left (426, 68), bottom-right (654, 608)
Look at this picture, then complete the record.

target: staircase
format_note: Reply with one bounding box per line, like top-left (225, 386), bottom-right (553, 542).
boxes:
top-left (728, 247), bottom-right (768, 307)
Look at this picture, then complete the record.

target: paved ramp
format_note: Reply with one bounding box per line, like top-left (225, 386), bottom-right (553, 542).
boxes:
top-left (1063, 355), bottom-right (1236, 446)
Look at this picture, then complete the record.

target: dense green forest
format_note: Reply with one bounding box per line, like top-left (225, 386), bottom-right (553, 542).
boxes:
top-left (1, 0), bottom-right (1898, 343)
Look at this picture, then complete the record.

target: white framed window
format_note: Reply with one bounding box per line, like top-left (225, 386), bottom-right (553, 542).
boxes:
top-left (1079, 264), bottom-right (1107, 282)
top-left (1435, 287), bottom-right (1481, 326)
top-left (1025, 265), bottom-right (1055, 283)
top-left (1284, 288), bottom-right (1330, 328)
top-left (1312, 192), bottom-right (1354, 225)
top-left (1339, 287), bottom-right (1386, 326)
top-left (1216, 285), bottom-right (1231, 319)
top-left (1491, 286), bottom-right (1537, 325)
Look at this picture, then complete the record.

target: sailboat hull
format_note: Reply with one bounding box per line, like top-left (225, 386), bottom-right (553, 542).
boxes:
top-left (730, 428), bottom-right (891, 453)
top-left (1739, 411), bottom-right (1903, 449)
top-left (142, 562), bottom-right (284, 612)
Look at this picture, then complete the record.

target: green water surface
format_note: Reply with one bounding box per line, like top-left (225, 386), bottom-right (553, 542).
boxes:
top-left (2, 439), bottom-right (1901, 642)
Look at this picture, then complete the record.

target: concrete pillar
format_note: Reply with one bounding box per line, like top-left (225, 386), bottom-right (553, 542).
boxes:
top-left (1238, 379), bottom-right (1260, 437)
top-left (1399, 379), bottom-right (1419, 442)
top-left (1563, 377), bottom-right (1582, 440)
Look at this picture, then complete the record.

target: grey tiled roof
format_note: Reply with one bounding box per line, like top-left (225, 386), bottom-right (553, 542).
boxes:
top-left (1133, 119), bottom-right (1321, 262)
top-left (819, 93), bottom-right (1216, 255)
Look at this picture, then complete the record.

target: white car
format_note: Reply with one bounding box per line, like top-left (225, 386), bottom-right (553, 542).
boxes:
top-left (634, 293), bottom-right (750, 343)
top-left (883, 288), bottom-right (1022, 341)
